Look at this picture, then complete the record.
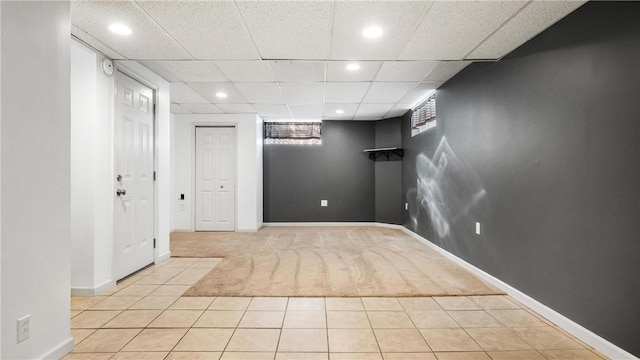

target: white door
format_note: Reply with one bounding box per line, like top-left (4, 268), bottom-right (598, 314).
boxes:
top-left (114, 71), bottom-right (155, 280)
top-left (195, 127), bottom-right (236, 231)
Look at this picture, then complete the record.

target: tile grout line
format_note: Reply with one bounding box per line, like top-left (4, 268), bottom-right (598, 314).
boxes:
top-left (361, 297), bottom-right (384, 356)
top-left (69, 257), bottom-right (599, 359)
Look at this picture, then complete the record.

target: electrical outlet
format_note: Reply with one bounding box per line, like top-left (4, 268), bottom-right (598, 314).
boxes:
top-left (475, 222), bottom-right (481, 235)
top-left (321, 200), bottom-right (328, 207)
top-left (180, 203), bottom-right (185, 211)
top-left (17, 315), bottom-right (30, 343)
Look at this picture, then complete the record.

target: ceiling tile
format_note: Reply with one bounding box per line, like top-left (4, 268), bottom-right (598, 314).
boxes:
top-left (398, 1), bottom-right (528, 60)
top-left (399, 83), bottom-right (438, 107)
top-left (215, 61), bottom-right (275, 82)
top-left (289, 104), bottom-right (324, 121)
top-left (72, 25), bottom-right (125, 60)
top-left (323, 103), bottom-right (359, 120)
top-left (326, 61), bottom-right (383, 82)
top-left (70, 1), bottom-right (191, 60)
top-left (392, 103), bottom-right (412, 111)
top-left (468, 1), bottom-right (586, 59)
top-left (324, 83), bottom-right (371, 104)
top-left (157, 61), bottom-right (228, 82)
top-left (236, 1), bottom-right (332, 59)
top-left (136, 1), bottom-right (260, 60)
top-left (362, 82), bottom-right (416, 104)
top-left (140, 61), bottom-right (181, 82)
top-left (271, 61), bottom-right (326, 82)
top-left (187, 82), bottom-right (247, 103)
top-left (375, 61), bottom-right (439, 82)
top-left (330, 1), bottom-right (433, 60)
top-left (170, 82), bottom-right (209, 103)
top-left (217, 103), bottom-right (256, 114)
top-left (252, 104), bottom-right (292, 120)
top-left (180, 103), bottom-right (224, 114)
top-left (355, 103), bottom-right (395, 120)
top-left (170, 104), bottom-right (192, 114)
top-left (235, 83), bottom-right (285, 104)
top-left (386, 106), bottom-right (410, 118)
top-left (280, 83), bottom-right (325, 105)
top-left (423, 61), bottom-right (471, 82)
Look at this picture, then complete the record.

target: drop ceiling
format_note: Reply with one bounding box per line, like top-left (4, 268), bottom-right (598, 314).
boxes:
top-left (71, 0), bottom-right (585, 121)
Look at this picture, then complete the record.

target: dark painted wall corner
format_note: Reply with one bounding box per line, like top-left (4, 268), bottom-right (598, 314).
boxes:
top-left (264, 120), bottom-right (375, 222)
top-left (374, 117), bottom-right (403, 224)
top-left (401, 2), bottom-right (640, 355)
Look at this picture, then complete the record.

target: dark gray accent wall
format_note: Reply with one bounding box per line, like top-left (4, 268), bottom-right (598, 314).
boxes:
top-left (402, 2), bottom-right (640, 355)
top-left (374, 117), bottom-right (402, 224)
top-left (264, 121), bottom-right (375, 222)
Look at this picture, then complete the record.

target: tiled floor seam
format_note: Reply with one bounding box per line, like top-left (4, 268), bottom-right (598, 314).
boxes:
top-left (67, 257), bottom-right (605, 360)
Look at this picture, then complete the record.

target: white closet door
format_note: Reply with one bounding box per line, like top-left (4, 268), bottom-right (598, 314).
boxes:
top-left (195, 127), bottom-right (236, 231)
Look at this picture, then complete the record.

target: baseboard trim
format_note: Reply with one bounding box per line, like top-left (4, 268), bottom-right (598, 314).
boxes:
top-left (38, 336), bottom-right (74, 360)
top-left (70, 287), bottom-right (95, 297)
top-left (71, 279), bottom-right (116, 297)
top-left (157, 251), bottom-right (171, 263)
top-left (94, 279), bottom-right (116, 296)
top-left (264, 221), bottom-right (634, 359)
top-left (264, 222), bottom-right (377, 227)
top-left (398, 226), bottom-right (636, 360)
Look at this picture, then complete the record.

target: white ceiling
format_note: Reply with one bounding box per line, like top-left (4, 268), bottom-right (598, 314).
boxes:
top-left (71, 0), bottom-right (585, 121)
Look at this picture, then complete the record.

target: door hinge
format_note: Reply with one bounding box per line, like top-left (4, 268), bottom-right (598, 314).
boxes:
top-left (153, 171), bottom-right (156, 181)
top-left (153, 238), bottom-right (156, 249)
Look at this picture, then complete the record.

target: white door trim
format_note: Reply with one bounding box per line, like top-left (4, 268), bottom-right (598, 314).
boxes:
top-left (112, 66), bottom-right (159, 277)
top-left (190, 123), bottom-right (238, 232)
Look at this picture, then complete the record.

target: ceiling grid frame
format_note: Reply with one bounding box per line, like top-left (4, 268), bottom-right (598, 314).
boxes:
top-left (462, 0), bottom-right (533, 61)
top-left (70, 0), bottom-right (587, 120)
top-left (133, 0), bottom-right (197, 61)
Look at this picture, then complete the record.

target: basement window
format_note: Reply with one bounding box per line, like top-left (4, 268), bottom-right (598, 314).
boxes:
top-left (264, 122), bottom-right (322, 145)
top-left (411, 92), bottom-right (437, 137)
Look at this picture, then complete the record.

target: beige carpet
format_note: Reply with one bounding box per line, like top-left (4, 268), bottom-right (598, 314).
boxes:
top-left (172, 226), bottom-right (503, 297)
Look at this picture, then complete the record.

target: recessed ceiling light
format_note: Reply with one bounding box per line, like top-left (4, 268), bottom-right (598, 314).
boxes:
top-left (335, 109), bottom-right (344, 114)
top-left (215, 92), bottom-right (228, 99)
top-left (346, 63), bottom-right (360, 71)
top-left (362, 26), bottom-right (383, 39)
top-left (108, 23), bottom-right (132, 36)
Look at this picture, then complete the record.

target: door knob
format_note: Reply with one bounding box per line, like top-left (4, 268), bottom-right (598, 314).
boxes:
top-left (116, 189), bottom-right (127, 196)
top-left (116, 174), bottom-right (122, 182)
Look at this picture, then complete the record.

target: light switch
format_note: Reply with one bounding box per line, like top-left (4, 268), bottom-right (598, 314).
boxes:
top-left (475, 222), bottom-right (481, 235)
top-left (321, 200), bottom-right (328, 207)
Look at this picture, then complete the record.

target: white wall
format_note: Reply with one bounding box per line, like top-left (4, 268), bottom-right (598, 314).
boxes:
top-left (1, 2), bottom-right (73, 359)
top-left (0, 3), bottom-right (3, 356)
top-left (69, 48), bottom-right (172, 295)
top-left (70, 40), bottom-right (115, 295)
top-left (172, 114), bottom-right (263, 232)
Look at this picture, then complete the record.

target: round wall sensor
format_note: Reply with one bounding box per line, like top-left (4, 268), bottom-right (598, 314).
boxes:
top-left (102, 59), bottom-right (114, 76)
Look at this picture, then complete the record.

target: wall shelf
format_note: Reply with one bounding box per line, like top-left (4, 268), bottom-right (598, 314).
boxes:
top-left (364, 147), bottom-right (404, 161)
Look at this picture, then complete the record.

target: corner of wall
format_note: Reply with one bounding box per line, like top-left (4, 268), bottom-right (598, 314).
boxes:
top-left (0, 3), bottom-right (3, 356)
top-left (256, 115), bottom-right (264, 228)
top-left (1, 2), bottom-right (72, 358)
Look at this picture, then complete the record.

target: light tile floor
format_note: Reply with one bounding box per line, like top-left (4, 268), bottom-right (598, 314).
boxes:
top-left (65, 257), bottom-right (607, 360)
